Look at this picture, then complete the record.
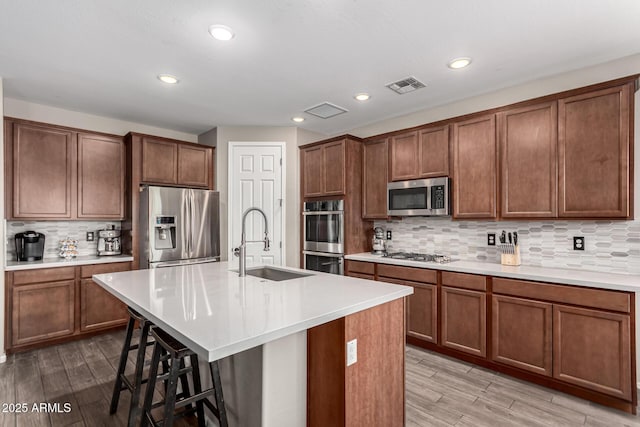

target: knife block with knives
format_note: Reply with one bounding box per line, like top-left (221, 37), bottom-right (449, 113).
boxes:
top-left (499, 231), bottom-right (521, 266)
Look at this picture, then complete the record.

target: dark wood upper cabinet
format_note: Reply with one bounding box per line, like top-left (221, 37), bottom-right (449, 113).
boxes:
top-left (323, 140), bottom-right (346, 195)
top-left (77, 133), bottom-right (125, 219)
top-left (499, 102), bottom-right (558, 218)
top-left (141, 137), bottom-right (178, 185)
top-left (389, 131), bottom-right (419, 181)
top-left (418, 125), bottom-right (450, 178)
top-left (389, 126), bottom-right (450, 181)
top-left (141, 136), bottom-right (213, 189)
top-left (301, 139), bottom-right (346, 197)
top-left (362, 138), bottom-right (388, 219)
top-left (558, 83), bottom-right (632, 218)
top-left (452, 114), bottom-right (497, 219)
top-left (178, 144), bottom-right (211, 188)
top-left (302, 145), bottom-right (323, 197)
top-left (5, 119), bottom-right (128, 220)
top-left (11, 122), bottom-right (75, 219)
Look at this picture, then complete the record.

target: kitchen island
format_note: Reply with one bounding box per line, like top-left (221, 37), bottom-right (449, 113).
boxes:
top-left (92, 262), bottom-right (413, 427)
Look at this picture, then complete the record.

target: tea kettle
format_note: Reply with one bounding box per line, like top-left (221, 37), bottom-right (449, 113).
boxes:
top-left (372, 227), bottom-right (386, 255)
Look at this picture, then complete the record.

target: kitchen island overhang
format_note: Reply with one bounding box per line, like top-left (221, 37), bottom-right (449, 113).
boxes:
top-left (92, 262), bottom-right (412, 427)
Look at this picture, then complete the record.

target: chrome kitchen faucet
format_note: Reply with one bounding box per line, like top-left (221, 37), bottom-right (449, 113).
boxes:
top-left (234, 207), bottom-right (270, 277)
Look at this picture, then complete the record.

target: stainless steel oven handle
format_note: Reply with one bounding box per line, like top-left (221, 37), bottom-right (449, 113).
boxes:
top-left (320, 260), bottom-right (342, 266)
top-left (302, 251), bottom-right (344, 257)
top-left (302, 211), bottom-right (344, 216)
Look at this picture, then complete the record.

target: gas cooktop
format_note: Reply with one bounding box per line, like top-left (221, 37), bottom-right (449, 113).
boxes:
top-left (382, 252), bottom-right (453, 264)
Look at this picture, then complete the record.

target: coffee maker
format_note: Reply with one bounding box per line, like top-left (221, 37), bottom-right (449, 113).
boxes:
top-left (15, 231), bottom-right (45, 261)
top-left (97, 225), bottom-right (122, 256)
top-left (372, 227), bottom-right (386, 255)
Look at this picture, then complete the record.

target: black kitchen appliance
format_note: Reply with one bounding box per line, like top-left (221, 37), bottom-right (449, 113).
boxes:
top-left (15, 231), bottom-right (45, 261)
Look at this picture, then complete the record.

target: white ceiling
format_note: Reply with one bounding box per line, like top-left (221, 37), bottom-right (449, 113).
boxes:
top-left (0, 0), bottom-right (639, 136)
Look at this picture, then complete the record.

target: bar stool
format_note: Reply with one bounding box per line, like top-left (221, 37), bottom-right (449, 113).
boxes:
top-left (141, 326), bottom-right (228, 427)
top-left (109, 308), bottom-right (191, 426)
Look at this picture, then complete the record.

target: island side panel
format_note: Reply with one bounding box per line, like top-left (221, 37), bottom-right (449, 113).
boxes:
top-left (307, 317), bottom-right (346, 426)
top-left (345, 298), bottom-right (405, 427)
top-left (307, 298), bottom-right (405, 427)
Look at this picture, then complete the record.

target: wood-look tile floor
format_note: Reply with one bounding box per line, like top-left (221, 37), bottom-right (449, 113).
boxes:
top-left (1, 331), bottom-right (639, 427)
top-left (406, 344), bottom-right (640, 427)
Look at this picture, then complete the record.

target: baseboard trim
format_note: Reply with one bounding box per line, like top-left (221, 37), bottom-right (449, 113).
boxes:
top-left (0, 353), bottom-right (6, 364)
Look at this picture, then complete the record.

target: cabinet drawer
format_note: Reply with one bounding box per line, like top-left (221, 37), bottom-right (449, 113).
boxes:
top-left (346, 260), bottom-right (375, 275)
top-left (441, 271), bottom-right (486, 291)
top-left (377, 264), bottom-right (436, 284)
top-left (81, 262), bottom-right (131, 278)
top-left (492, 278), bottom-right (630, 313)
top-left (13, 267), bottom-right (76, 286)
top-left (347, 272), bottom-right (375, 280)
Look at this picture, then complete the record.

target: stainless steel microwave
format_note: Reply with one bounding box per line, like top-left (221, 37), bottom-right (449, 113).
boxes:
top-left (387, 177), bottom-right (450, 216)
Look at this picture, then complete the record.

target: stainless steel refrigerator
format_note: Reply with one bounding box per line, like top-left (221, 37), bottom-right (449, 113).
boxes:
top-left (139, 186), bottom-right (220, 268)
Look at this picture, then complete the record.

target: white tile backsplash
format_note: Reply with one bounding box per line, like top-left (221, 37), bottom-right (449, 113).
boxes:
top-left (375, 217), bottom-right (640, 275)
top-left (6, 220), bottom-right (121, 261)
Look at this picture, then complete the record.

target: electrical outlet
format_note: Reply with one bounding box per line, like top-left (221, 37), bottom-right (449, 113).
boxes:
top-left (487, 233), bottom-right (496, 246)
top-left (386, 230), bottom-right (392, 240)
top-left (86, 232), bottom-right (94, 242)
top-left (573, 236), bottom-right (585, 251)
top-left (346, 339), bottom-right (357, 366)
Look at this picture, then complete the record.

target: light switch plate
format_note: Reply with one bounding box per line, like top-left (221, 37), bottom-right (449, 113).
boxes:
top-left (346, 339), bottom-right (357, 366)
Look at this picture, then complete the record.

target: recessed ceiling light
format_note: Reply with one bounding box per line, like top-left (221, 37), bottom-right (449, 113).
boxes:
top-left (292, 117), bottom-right (305, 123)
top-left (354, 93), bottom-right (371, 101)
top-left (208, 25), bottom-right (235, 41)
top-left (158, 74), bottom-right (179, 84)
top-left (447, 57), bottom-right (472, 69)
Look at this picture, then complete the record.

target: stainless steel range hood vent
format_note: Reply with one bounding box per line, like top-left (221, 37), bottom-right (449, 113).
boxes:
top-left (386, 76), bottom-right (426, 94)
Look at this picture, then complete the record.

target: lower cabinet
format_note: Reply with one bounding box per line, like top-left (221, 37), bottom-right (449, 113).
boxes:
top-left (406, 283), bottom-right (437, 343)
top-left (350, 259), bottom-right (637, 412)
top-left (345, 260), bottom-right (375, 280)
top-left (553, 304), bottom-right (631, 400)
top-left (12, 280), bottom-right (75, 346)
top-left (441, 286), bottom-right (486, 357)
top-left (80, 279), bottom-right (128, 332)
top-left (6, 261), bottom-right (131, 352)
top-left (492, 295), bottom-right (552, 376)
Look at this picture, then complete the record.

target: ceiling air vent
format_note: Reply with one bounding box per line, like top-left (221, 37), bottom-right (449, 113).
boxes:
top-left (386, 76), bottom-right (426, 94)
top-left (304, 102), bottom-right (348, 119)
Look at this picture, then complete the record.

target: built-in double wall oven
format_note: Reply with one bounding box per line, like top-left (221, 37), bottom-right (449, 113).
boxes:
top-left (302, 200), bottom-right (344, 275)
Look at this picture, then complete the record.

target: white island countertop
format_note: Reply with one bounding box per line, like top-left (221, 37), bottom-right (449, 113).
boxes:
top-left (92, 262), bottom-right (412, 362)
top-left (5, 254), bottom-right (134, 271)
top-left (346, 252), bottom-right (640, 293)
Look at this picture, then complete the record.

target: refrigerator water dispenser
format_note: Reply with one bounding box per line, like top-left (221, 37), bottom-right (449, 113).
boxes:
top-left (154, 216), bottom-right (177, 250)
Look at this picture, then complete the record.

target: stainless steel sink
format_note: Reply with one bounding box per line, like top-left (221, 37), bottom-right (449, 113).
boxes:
top-left (243, 266), bottom-right (313, 281)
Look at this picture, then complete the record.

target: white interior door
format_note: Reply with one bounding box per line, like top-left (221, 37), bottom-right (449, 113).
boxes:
top-left (229, 142), bottom-right (284, 269)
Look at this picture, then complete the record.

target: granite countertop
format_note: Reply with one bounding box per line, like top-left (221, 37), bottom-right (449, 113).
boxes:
top-left (5, 255), bottom-right (135, 271)
top-left (345, 252), bottom-right (640, 293)
top-left (92, 261), bottom-right (413, 361)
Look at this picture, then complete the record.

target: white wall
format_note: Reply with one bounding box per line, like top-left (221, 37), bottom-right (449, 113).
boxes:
top-left (205, 126), bottom-right (299, 266)
top-left (350, 53), bottom-right (640, 138)
top-left (0, 78), bottom-right (5, 362)
top-left (4, 98), bottom-right (198, 142)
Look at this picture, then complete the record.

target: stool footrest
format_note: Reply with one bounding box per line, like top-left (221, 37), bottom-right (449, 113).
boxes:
top-left (174, 389), bottom-right (216, 409)
top-left (155, 367), bottom-right (191, 382)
